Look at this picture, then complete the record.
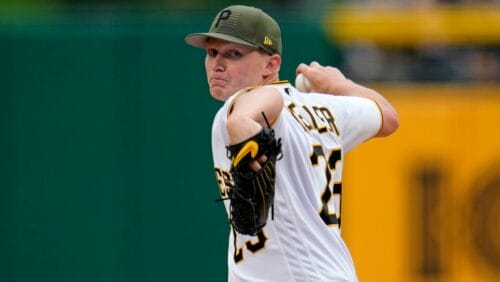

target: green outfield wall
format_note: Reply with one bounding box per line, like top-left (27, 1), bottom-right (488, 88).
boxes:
top-left (0, 10), bottom-right (332, 282)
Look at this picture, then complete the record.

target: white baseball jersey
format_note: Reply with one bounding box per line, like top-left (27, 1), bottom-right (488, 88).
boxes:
top-left (212, 82), bottom-right (382, 282)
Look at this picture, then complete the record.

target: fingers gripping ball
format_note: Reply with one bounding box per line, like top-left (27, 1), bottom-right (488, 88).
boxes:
top-left (295, 72), bottom-right (311, 93)
top-left (226, 128), bottom-right (282, 235)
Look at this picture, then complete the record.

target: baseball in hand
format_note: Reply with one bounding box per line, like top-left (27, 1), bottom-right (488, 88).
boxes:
top-left (295, 73), bottom-right (311, 93)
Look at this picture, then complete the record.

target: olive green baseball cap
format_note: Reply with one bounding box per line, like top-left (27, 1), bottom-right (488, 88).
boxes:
top-left (185, 5), bottom-right (282, 55)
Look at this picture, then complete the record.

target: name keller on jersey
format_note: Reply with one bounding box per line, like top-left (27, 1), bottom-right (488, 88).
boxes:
top-left (286, 101), bottom-right (340, 135)
top-left (215, 100), bottom-right (340, 199)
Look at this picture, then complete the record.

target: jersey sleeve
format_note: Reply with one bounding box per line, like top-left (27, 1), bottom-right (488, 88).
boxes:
top-left (211, 106), bottom-right (231, 168)
top-left (333, 96), bottom-right (382, 153)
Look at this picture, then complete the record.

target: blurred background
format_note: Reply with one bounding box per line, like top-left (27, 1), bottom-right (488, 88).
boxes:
top-left (0, 0), bottom-right (498, 281)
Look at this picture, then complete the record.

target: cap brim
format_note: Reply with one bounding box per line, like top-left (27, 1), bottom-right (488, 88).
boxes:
top-left (185, 32), bottom-right (258, 49)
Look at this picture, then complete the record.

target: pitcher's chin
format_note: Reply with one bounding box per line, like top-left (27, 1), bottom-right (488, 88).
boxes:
top-left (210, 86), bottom-right (232, 102)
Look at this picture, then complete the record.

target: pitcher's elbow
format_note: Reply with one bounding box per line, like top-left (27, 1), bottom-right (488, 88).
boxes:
top-left (377, 111), bottom-right (400, 137)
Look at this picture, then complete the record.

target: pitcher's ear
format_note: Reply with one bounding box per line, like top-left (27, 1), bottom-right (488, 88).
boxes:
top-left (265, 54), bottom-right (281, 73)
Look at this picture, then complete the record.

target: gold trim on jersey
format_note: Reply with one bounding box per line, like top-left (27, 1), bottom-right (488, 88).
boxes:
top-left (270, 80), bottom-right (289, 85)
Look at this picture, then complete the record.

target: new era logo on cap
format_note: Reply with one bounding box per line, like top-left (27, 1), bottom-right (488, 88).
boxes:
top-left (264, 36), bottom-right (273, 46)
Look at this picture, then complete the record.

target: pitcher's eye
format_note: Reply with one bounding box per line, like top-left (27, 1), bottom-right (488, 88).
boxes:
top-left (207, 48), bottom-right (218, 57)
top-left (224, 50), bottom-right (242, 59)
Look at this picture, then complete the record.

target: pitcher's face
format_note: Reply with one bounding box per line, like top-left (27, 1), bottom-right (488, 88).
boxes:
top-left (204, 39), bottom-right (270, 101)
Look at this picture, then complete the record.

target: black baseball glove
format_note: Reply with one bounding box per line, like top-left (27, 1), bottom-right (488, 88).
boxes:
top-left (226, 127), bottom-right (282, 236)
